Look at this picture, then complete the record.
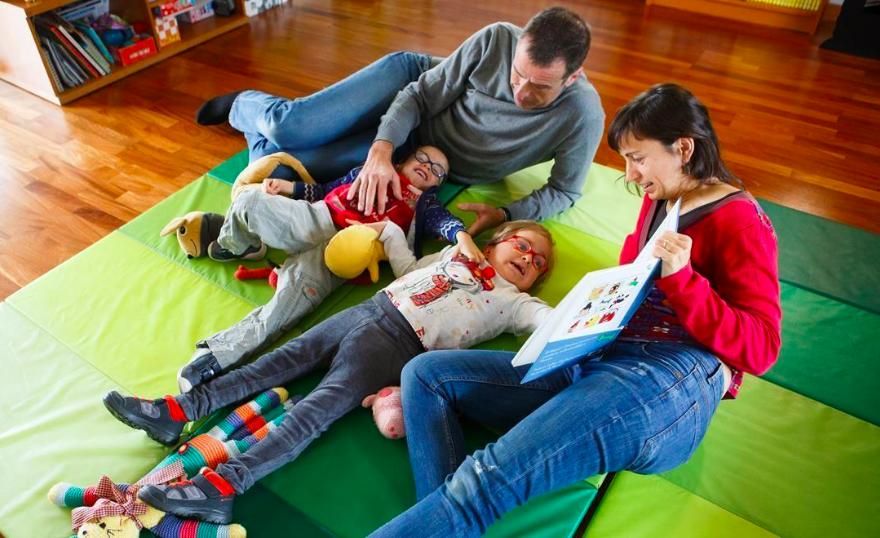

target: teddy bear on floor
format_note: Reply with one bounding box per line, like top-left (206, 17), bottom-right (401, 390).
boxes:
top-left (362, 386), bottom-right (405, 439)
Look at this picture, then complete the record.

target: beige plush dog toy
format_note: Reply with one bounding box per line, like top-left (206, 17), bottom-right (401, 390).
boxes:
top-left (160, 211), bottom-right (224, 258)
top-left (161, 153), bottom-right (317, 259)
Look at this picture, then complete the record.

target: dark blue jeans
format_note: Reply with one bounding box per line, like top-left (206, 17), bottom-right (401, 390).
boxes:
top-left (228, 51), bottom-right (432, 181)
top-left (178, 293), bottom-right (423, 493)
top-left (370, 341), bottom-right (726, 537)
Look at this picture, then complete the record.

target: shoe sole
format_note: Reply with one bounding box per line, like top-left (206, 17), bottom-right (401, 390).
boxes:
top-left (177, 369), bottom-right (193, 393)
top-left (138, 486), bottom-right (233, 525)
top-left (102, 393), bottom-right (180, 447)
top-left (208, 243), bottom-right (267, 263)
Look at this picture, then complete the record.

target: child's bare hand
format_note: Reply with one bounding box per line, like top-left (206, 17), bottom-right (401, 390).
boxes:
top-left (406, 184), bottom-right (424, 197)
top-left (262, 178), bottom-right (293, 196)
top-left (345, 219), bottom-right (388, 235)
top-left (452, 231), bottom-right (485, 264)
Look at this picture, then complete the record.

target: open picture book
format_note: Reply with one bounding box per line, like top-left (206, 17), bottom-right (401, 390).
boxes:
top-left (513, 199), bottom-right (681, 383)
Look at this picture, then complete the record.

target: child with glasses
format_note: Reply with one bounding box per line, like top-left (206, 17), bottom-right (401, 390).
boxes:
top-left (104, 219), bottom-right (554, 525)
top-left (207, 145), bottom-right (475, 263)
top-left (179, 145), bottom-right (482, 393)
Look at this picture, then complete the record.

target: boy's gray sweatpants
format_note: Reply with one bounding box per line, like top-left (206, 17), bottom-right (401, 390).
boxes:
top-left (204, 189), bottom-right (343, 369)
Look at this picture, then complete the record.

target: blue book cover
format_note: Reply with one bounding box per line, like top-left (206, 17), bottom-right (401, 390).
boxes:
top-left (515, 200), bottom-right (680, 384)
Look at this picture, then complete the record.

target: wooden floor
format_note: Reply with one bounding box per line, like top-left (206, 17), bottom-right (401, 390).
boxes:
top-left (0, 0), bottom-right (878, 300)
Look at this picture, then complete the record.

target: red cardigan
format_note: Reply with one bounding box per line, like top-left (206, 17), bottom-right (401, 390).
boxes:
top-left (619, 194), bottom-right (782, 396)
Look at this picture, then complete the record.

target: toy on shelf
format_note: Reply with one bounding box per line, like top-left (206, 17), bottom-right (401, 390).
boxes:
top-left (153, 15), bottom-right (181, 48)
top-left (48, 388), bottom-right (299, 538)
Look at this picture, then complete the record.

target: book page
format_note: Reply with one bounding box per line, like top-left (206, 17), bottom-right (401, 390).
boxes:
top-left (634, 198), bottom-right (681, 264)
top-left (546, 260), bottom-right (657, 342)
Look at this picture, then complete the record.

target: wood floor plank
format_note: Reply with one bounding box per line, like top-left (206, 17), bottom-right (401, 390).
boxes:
top-left (0, 0), bottom-right (877, 300)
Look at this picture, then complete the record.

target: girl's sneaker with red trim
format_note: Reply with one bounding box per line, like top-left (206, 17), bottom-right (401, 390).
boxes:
top-left (103, 392), bottom-right (187, 446)
top-left (138, 467), bottom-right (235, 524)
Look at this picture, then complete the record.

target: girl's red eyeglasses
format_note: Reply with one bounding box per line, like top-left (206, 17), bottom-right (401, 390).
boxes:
top-left (502, 235), bottom-right (548, 272)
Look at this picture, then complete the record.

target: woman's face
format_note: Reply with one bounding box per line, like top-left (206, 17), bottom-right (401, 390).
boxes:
top-left (617, 134), bottom-right (693, 200)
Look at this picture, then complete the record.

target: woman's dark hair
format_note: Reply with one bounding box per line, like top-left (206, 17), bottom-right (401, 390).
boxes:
top-left (607, 83), bottom-right (740, 186)
top-left (523, 7), bottom-right (591, 77)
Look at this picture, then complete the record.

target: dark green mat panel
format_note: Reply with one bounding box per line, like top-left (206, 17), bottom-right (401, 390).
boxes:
top-left (585, 473), bottom-right (778, 538)
top-left (761, 200), bottom-right (880, 314)
top-left (208, 149), bottom-right (248, 185)
top-left (764, 282), bottom-right (880, 425)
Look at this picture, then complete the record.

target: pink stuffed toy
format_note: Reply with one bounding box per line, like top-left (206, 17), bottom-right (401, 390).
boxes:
top-left (362, 386), bottom-right (405, 439)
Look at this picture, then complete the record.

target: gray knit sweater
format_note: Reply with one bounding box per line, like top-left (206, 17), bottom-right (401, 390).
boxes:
top-left (375, 22), bottom-right (605, 221)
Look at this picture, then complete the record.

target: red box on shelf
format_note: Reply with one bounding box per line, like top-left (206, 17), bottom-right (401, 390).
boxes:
top-left (114, 35), bottom-right (158, 67)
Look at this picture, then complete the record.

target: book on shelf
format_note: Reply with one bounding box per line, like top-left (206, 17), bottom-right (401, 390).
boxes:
top-left (512, 199), bottom-right (681, 384)
top-left (34, 17), bottom-right (100, 79)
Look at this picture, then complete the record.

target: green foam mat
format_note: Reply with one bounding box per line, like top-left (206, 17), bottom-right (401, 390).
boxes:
top-left (585, 473), bottom-right (778, 538)
top-left (658, 377), bottom-right (880, 538)
top-left (0, 303), bottom-right (168, 537)
top-left (765, 282), bottom-right (880, 425)
top-left (6, 232), bottom-right (257, 396)
top-left (762, 200), bottom-right (880, 315)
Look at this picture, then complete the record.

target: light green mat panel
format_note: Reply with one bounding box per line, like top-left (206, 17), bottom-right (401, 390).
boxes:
top-left (0, 303), bottom-right (167, 537)
top-left (585, 473), bottom-right (778, 538)
top-left (658, 377), bottom-right (880, 538)
top-left (6, 232), bottom-right (257, 396)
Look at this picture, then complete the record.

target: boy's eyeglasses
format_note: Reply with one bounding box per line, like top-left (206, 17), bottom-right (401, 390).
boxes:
top-left (415, 150), bottom-right (448, 182)
top-left (503, 235), bottom-right (548, 272)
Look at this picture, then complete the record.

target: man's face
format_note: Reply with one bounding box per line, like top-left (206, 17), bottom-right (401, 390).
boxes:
top-left (510, 37), bottom-right (582, 110)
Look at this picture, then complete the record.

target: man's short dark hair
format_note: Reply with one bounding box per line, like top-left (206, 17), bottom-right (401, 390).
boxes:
top-left (522, 7), bottom-right (591, 77)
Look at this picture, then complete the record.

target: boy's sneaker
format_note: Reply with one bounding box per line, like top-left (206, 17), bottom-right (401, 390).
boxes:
top-left (207, 241), bottom-right (267, 262)
top-left (103, 392), bottom-right (186, 446)
top-left (178, 346), bottom-right (223, 393)
top-left (138, 467), bottom-right (235, 524)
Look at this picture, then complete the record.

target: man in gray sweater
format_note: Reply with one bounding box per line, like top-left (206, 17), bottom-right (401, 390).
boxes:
top-left (197, 6), bottom-right (604, 237)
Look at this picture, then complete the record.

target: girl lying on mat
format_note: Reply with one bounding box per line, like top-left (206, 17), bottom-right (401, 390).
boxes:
top-left (103, 219), bottom-right (553, 525)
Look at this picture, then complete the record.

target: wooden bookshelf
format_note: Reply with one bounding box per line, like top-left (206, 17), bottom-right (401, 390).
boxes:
top-left (646, 0), bottom-right (830, 33)
top-left (0, 0), bottom-right (248, 105)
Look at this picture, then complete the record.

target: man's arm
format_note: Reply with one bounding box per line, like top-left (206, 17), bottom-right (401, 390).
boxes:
top-left (349, 25), bottom-right (498, 215)
top-left (506, 104), bottom-right (605, 221)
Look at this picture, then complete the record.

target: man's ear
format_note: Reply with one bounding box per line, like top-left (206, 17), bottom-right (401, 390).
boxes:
top-left (564, 66), bottom-right (584, 87)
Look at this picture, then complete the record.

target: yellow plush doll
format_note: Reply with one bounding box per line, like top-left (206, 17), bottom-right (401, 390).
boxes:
top-left (323, 224), bottom-right (388, 283)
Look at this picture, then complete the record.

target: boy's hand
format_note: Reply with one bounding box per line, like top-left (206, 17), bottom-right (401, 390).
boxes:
top-left (262, 178), bottom-right (293, 196)
top-left (451, 231), bottom-right (485, 264)
top-left (348, 140), bottom-right (401, 216)
top-left (346, 219), bottom-right (389, 236)
top-left (458, 203), bottom-right (506, 237)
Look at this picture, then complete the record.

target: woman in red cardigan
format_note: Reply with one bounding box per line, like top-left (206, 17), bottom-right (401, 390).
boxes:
top-left (370, 83), bottom-right (782, 537)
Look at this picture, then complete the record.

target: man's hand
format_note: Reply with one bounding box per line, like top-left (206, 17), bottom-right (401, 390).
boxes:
top-left (451, 231), bottom-right (485, 264)
top-left (347, 140), bottom-right (400, 215)
top-left (345, 219), bottom-right (389, 236)
top-left (262, 178), bottom-right (293, 196)
top-left (458, 203), bottom-right (507, 237)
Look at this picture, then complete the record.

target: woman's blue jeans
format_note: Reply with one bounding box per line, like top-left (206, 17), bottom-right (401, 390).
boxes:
top-left (369, 341), bottom-right (726, 537)
top-left (228, 51), bottom-right (432, 181)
